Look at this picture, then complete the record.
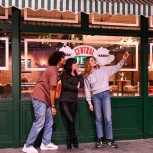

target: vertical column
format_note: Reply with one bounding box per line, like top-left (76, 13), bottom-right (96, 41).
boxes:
top-left (12, 7), bottom-right (21, 147)
top-left (81, 12), bottom-right (89, 30)
top-left (140, 15), bottom-right (148, 138)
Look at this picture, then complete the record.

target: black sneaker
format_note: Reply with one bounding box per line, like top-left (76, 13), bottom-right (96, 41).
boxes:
top-left (107, 139), bottom-right (118, 148)
top-left (102, 137), bottom-right (107, 144)
top-left (95, 138), bottom-right (102, 148)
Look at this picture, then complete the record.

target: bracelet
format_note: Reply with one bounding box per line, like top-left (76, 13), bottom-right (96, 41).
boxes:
top-left (51, 106), bottom-right (56, 108)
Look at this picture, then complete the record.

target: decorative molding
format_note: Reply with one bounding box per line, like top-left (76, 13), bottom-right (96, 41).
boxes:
top-left (91, 14), bottom-right (139, 27)
top-left (150, 43), bottom-right (153, 70)
top-left (24, 8), bottom-right (79, 23)
top-left (24, 38), bottom-right (139, 71)
top-left (150, 16), bottom-right (153, 28)
top-left (0, 37), bottom-right (9, 70)
top-left (0, 8), bottom-right (8, 19)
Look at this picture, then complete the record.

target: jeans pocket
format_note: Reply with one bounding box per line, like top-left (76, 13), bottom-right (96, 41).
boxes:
top-left (92, 94), bottom-right (99, 104)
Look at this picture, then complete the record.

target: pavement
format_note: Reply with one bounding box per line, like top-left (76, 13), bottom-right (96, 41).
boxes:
top-left (0, 138), bottom-right (153, 153)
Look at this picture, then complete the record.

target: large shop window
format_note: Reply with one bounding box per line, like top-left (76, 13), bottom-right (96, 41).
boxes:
top-left (21, 33), bottom-right (140, 99)
top-left (149, 40), bottom-right (153, 96)
top-left (0, 37), bottom-right (12, 99)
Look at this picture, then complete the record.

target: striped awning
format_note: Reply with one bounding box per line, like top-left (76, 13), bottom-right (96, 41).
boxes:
top-left (0, 0), bottom-right (153, 17)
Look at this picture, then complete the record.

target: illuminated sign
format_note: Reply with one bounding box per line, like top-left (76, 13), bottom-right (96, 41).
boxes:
top-left (59, 44), bottom-right (113, 67)
top-left (72, 45), bottom-right (97, 66)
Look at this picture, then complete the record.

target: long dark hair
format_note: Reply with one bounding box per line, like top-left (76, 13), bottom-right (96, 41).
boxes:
top-left (48, 51), bottom-right (65, 66)
top-left (64, 58), bottom-right (77, 76)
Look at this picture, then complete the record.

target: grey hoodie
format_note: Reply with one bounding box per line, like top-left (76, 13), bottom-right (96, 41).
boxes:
top-left (84, 59), bottom-right (126, 105)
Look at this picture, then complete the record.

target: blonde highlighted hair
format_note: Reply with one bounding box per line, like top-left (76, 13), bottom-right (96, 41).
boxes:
top-left (84, 56), bottom-right (100, 78)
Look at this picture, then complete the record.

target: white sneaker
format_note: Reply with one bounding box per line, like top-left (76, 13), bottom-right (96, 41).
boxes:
top-left (40, 142), bottom-right (58, 150)
top-left (22, 144), bottom-right (38, 153)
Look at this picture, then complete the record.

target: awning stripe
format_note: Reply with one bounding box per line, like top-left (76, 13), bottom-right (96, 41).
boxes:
top-left (65, 0), bottom-right (68, 10)
top-left (0, 0), bottom-right (153, 17)
top-left (47, 0), bottom-right (50, 11)
top-left (54, 0), bottom-right (57, 10)
top-left (72, 0), bottom-right (75, 12)
top-left (81, 0), bottom-right (84, 12)
top-left (133, 3), bottom-right (135, 15)
top-left (78, 0), bottom-right (81, 12)
top-left (100, 1), bottom-right (103, 14)
top-left (102, 0), bottom-right (153, 5)
top-left (92, 0), bottom-right (95, 13)
top-left (57, 0), bottom-right (60, 10)
top-left (95, 0), bottom-right (98, 12)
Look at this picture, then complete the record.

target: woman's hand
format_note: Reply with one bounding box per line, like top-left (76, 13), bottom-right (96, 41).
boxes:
top-left (77, 82), bottom-right (80, 89)
top-left (76, 67), bottom-right (82, 75)
top-left (89, 104), bottom-right (94, 111)
top-left (123, 51), bottom-right (129, 60)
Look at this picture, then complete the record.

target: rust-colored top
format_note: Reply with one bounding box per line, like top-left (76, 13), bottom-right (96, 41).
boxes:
top-left (32, 66), bottom-right (58, 106)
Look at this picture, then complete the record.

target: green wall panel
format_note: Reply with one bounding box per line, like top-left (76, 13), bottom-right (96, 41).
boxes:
top-left (19, 98), bottom-right (144, 147)
top-left (148, 98), bottom-right (153, 137)
top-left (20, 101), bottom-right (34, 145)
top-left (0, 102), bottom-right (14, 148)
top-left (111, 98), bottom-right (143, 140)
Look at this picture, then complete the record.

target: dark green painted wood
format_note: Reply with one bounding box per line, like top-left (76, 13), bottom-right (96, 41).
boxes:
top-left (0, 8), bottom-right (153, 148)
top-left (81, 12), bottom-right (89, 30)
top-left (112, 98), bottom-right (143, 140)
top-left (20, 100), bottom-right (34, 145)
top-left (147, 12), bottom-right (153, 140)
top-left (12, 7), bottom-right (21, 147)
top-left (0, 102), bottom-right (14, 148)
top-left (140, 16), bottom-right (149, 139)
top-left (0, 24), bottom-right (13, 31)
top-left (19, 98), bottom-right (143, 146)
top-left (147, 99), bottom-right (153, 137)
top-left (20, 24), bottom-right (141, 37)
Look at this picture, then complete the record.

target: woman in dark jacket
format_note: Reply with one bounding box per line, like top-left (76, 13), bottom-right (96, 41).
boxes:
top-left (59, 58), bottom-right (84, 150)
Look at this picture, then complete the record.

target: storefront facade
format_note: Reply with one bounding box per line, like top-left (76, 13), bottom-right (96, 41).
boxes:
top-left (0, 0), bottom-right (153, 148)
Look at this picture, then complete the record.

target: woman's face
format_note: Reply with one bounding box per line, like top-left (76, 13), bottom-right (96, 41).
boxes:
top-left (72, 62), bottom-right (78, 71)
top-left (89, 57), bottom-right (96, 68)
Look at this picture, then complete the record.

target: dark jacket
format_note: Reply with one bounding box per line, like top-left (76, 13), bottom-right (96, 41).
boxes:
top-left (59, 71), bottom-right (84, 103)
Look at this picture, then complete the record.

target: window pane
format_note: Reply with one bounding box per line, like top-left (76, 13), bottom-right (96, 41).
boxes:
top-left (20, 33), bottom-right (140, 98)
top-left (148, 39), bottom-right (153, 96)
top-left (0, 36), bottom-right (12, 99)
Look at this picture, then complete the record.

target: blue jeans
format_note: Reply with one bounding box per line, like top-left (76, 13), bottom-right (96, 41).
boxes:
top-left (92, 90), bottom-right (113, 139)
top-left (26, 98), bottom-right (53, 147)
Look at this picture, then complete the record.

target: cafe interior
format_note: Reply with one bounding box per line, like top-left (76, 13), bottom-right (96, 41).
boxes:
top-left (0, 6), bottom-right (153, 99)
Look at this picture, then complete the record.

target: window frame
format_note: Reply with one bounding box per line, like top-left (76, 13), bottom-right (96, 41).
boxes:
top-left (0, 37), bottom-right (9, 70)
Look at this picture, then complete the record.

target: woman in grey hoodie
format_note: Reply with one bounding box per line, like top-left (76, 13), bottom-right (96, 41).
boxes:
top-left (84, 52), bottom-right (129, 149)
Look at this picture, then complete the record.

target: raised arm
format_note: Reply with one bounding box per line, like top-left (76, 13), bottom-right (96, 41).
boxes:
top-left (105, 52), bottom-right (129, 77)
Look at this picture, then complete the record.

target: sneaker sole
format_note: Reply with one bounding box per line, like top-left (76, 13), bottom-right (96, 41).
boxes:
top-left (22, 148), bottom-right (27, 153)
top-left (22, 148), bottom-right (38, 153)
top-left (40, 147), bottom-right (58, 150)
top-left (108, 144), bottom-right (118, 149)
top-left (96, 146), bottom-right (101, 148)
top-left (95, 144), bottom-right (102, 148)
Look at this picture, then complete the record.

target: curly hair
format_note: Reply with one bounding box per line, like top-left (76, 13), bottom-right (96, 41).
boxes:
top-left (48, 51), bottom-right (65, 66)
top-left (64, 58), bottom-right (77, 76)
